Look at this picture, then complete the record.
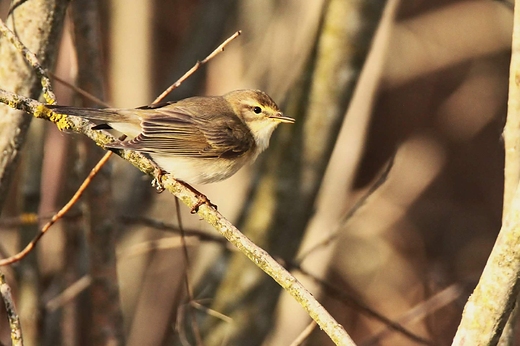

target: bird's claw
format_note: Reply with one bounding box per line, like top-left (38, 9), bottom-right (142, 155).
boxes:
top-left (148, 169), bottom-right (216, 213)
top-left (151, 168), bottom-right (166, 193)
top-left (190, 194), bottom-right (217, 214)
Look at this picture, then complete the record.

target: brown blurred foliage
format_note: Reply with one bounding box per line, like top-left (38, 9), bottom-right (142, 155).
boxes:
top-left (0, 0), bottom-right (514, 345)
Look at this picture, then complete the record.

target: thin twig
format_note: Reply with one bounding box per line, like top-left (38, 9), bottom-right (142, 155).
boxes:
top-left (0, 18), bottom-right (55, 104)
top-left (0, 271), bottom-right (23, 346)
top-left (152, 30), bottom-right (241, 104)
top-left (0, 211), bottom-right (83, 228)
top-left (117, 236), bottom-right (200, 259)
top-left (0, 213), bottom-right (40, 227)
top-left (119, 215), bottom-right (229, 246)
top-left (48, 71), bottom-right (110, 107)
top-left (453, 1), bottom-right (520, 344)
top-left (295, 263), bottom-right (433, 346)
top-left (361, 284), bottom-right (463, 346)
top-left (297, 154), bottom-right (395, 263)
top-left (176, 304), bottom-right (191, 346)
top-left (0, 151), bottom-right (112, 266)
top-left (190, 301), bottom-right (233, 324)
top-left (45, 275), bottom-right (93, 312)
top-left (289, 321), bottom-right (317, 346)
top-left (175, 198), bottom-right (204, 346)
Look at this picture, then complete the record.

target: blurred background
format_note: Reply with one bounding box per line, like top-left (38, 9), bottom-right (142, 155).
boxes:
top-left (0, 0), bottom-right (514, 345)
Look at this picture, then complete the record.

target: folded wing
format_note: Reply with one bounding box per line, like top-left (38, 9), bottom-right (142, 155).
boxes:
top-left (109, 107), bottom-right (255, 159)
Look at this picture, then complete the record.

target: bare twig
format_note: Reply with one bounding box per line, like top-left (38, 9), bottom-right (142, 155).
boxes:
top-left (361, 284), bottom-right (463, 346)
top-left (0, 271), bottom-right (23, 346)
top-left (452, 182), bottom-right (520, 345)
top-left (0, 151), bottom-right (112, 266)
top-left (175, 304), bottom-right (191, 346)
top-left (498, 1), bottom-right (520, 344)
top-left (175, 198), bottom-right (203, 346)
top-left (152, 30), bottom-right (241, 104)
top-left (117, 236), bottom-right (200, 259)
top-left (295, 264), bottom-right (433, 346)
top-left (0, 213), bottom-right (40, 227)
top-left (45, 275), bottom-right (93, 312)
top-left (0, 18), bottom-right (55, 104)
top-left (297, 155), bottom-right (395, 263)
top-left (0, 211), bottom-right (83, 227)
top-left (119, 215), bottom-right (229, 246)
top-left (289, 321), bottom-right (317, 346)
top-left (48, 71), bottom-right (110, 107)
top-left (190, 301), bottom-right (233, 324)
top-left (453, 1), bottom-right (520, 344)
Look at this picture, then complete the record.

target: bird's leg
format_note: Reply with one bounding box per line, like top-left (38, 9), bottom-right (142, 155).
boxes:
top-left (176, 180), bottom-right (218, 214)
top-left (148, 165), bottom-right (216, 213)
top-left (151, 167), bottom-right (166, 193)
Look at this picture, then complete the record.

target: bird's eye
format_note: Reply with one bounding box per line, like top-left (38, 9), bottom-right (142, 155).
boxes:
top-left (253, 106), bottom-right (262, 114)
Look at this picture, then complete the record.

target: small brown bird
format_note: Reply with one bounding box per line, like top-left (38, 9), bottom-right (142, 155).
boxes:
top-left (47, 89), bottom-right (294, 186)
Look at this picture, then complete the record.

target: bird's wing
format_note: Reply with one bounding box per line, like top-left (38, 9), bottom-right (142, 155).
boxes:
top-left (108, 107), bottom-right (255, 159)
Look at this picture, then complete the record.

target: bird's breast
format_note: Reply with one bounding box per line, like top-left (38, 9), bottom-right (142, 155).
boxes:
top-left (150, 151), bottom-right (256, 185)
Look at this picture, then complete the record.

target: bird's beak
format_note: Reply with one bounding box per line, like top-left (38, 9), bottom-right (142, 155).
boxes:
top-left (270, 112), bottom-right (295, 123)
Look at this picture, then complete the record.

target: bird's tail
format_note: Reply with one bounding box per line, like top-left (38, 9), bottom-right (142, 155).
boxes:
top-left (46, 105), bottom-right (128, 122)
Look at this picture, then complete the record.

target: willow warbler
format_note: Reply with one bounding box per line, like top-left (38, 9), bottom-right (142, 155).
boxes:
top-left (47, 89), bottom-right (294, 185)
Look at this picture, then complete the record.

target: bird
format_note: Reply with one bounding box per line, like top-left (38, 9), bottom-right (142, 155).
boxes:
top-left (47, 89), bottom-right (294, 211)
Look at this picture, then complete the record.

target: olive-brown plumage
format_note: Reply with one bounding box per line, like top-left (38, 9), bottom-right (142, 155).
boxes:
top-left (47, 89), bottom-right (294, 184)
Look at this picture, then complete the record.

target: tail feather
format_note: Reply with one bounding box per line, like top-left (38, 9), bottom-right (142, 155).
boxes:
top-left (46, 105), bottom-right (125, 122)
top-left (47, 105), bottom-right (142, 137)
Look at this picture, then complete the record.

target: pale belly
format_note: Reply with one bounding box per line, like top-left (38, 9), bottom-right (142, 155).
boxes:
top-left (150, 153), bottom-right (254, 185)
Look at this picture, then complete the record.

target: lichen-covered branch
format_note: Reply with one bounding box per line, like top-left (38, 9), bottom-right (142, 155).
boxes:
top-left (452, 1), bottom-right (520, 344)
top-left (0, 272), bottom-right (23, 346)
top-left (0, 88), bottom-right (355, 346)
top-left (0, 0), bottom-right (69, 210)
top-left (452, 183), bottom-right (520, 345)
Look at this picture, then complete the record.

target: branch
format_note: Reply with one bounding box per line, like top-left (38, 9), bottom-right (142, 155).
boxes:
top-left (0, 88), bottom-right (355, 345)
top-left (0, 272), bottom-right (23, 346)
top-left (0, 149), bottom-right (111, 266)
top-left (452, 184), bottom-right (520, 345)
top-left (0, 0), bottom-right (68, 211)
top-left (0, 19), bottom-right (56, 103)
top-left (452, 1), bottom-right (520, 344)
top-left (152, 30), bottom-right (241, 104)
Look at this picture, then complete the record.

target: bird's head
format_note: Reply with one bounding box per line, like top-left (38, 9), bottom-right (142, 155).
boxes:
top-left (224, 89), bottom-right (294, 151)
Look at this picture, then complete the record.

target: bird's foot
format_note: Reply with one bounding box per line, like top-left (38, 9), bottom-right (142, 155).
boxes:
top-left (149, 171), bottom-right (217, 213)
top-left (178, 181), bottom-right (218, 213)
top-left (151, 168), bottom-right (166, 193)
top-left (190, 192), bottom-right (217, 214)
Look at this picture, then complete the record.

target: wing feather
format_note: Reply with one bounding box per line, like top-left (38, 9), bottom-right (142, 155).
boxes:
top-left (107, 105), bottom-right (255, 159)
